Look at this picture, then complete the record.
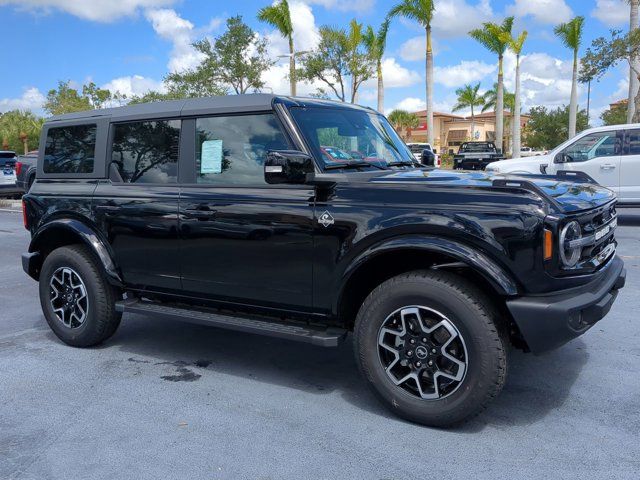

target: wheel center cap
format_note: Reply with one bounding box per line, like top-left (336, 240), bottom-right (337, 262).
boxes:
top-left (415, 346), bottom-right (429, 359)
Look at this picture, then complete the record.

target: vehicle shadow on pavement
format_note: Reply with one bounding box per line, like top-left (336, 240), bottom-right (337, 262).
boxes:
top-left (105, 314), bottom-right (588, 430)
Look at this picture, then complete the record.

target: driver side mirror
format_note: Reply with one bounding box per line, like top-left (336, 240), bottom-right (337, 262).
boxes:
top-left (265, 150), bottom-right (315, 185)
top-left (555, 152), bottom-right (568, 164)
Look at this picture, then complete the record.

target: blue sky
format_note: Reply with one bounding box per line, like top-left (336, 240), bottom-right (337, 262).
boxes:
top-left (0, 0), bottom-right (632, 123)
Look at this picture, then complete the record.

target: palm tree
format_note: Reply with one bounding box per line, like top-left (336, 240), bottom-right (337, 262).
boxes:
top-left (389, 0), bottom-right (436, 146)
top-left (363, 19), bottom-right (391, 113)
top-left (470, 16), bottom-right (514, 154)
top-left (452, 83), bottom-right (485, 140)
top-left (554, 16), bottom-right (584, 139)
top-left (388, 109), bottom-right (420, 140)
top-left (257, 0), bottom-right (296, 96)
top-left (481, 83), bottom-right (515, 112)
top-left (504, 30), bottom-right (527, 156)
top-left (628, 0), bottom-right (640, 123)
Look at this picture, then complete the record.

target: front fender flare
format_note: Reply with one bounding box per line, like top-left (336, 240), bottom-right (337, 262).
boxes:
top-left (339, 235), bottom-right (519, 308)
top-left (29, 218), bottom-right (122, 285)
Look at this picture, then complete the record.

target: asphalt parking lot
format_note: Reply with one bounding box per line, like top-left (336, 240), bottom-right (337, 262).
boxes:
top-left (1, 209), bottom-right (639, 480)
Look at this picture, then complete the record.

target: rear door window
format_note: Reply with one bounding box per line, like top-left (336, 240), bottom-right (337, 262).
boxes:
top-left (111, 120), bottom-right (181, 184)
top-left (43, 124), bottom-right (96, 174)
top-left (624, 129), bottom-right (640, 155)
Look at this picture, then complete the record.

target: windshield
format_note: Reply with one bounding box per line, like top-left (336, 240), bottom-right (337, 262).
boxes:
top-left (460, 142), bottom-right (496, 153)
top-left (0, 152), bottom-right (16, 159)
top-left (408, 144), bottom-right (429, 154)
top-left (289, 107), bottom-right (416, 169)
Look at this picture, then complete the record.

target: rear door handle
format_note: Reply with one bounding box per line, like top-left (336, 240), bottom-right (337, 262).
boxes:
top-left (601, 164), bottom-right (616, 170)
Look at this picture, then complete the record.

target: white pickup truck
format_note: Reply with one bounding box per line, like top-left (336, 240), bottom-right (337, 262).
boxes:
top-left (486, 124), bottom-right (640, 205)
top-left (519, 147), bottom-right (547, 157)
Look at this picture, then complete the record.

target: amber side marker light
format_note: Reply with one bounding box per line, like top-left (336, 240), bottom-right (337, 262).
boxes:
top-left (544, 229), bottom-right (553, 260)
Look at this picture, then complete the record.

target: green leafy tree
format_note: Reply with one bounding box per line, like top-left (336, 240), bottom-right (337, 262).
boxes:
top-left (582, 28), bottom-right (640, 123)
top-left (388, 0), bottom-right (436, 146)
top-left (554, 16), bottom-right (585, 138)
top-left (257, 0), bottom-right (296, 95)
top-left (0, 110), bottom-right (44, 154)
top-left (470, 16), bottom-right (514, 154)
top-left (82, 82), bottom-right (113, 109)
top-left (299, 22), bottom-right (374, 103)
top-left (524, 105), bottom-right (588, 150)
top-left (363, 18), bottom-right (390, 112)
top-left (167, 16), bottom-right (272, 96)
top-left (452, 83), bottom-right (485, 139)
top-left (503, 30), bottom-right (527, 156)
top-left (387, 109), bottom-right (420, 140)
top-left (601, 102), bottom-right (628, 125)
top-left (482, 83), bottom-right (515, 112)
top-left (44, 80), bottom-right (93, 115)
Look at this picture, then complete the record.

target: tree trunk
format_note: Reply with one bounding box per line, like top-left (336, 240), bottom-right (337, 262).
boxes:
top-left (629, 0), bottom-right (639, 123)
top-left (569, 50), bottom-right (578, 139)
top-left (426, 26), bottom-right (434, 146)
top-left (351, 74), bottom-right (358, 104)
top-left (496, 55), bottom-right (504, 153)
top-left (470, 105), bottom-right (475, 141)
top-left (634, 73), bottom-right (640, 123)
top-left (377, 60), bottom-right (384, 113)
top-left (289, 36), bottom-right (297, 97)
top-left (513, 54), bottom-right (522, 157)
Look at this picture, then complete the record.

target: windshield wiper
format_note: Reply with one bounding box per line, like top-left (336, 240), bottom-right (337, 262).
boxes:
top-left (387, 161), bottom-right (419, 168)
top-left (324, 161), bottom-right (387, 171)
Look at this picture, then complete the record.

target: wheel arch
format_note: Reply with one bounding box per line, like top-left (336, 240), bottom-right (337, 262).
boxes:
top-left (27, 219), bottom-right (122, 285)
top-left (335, 236), bottom-right (519, 329)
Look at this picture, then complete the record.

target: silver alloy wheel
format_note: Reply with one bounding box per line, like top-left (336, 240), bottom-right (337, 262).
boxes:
top-left (377, 306), bottom-right (468, 400)
top-left (49, 267), bottom-right (89, 329)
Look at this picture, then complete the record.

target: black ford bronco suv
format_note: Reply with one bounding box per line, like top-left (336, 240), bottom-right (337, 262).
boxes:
top-left (22, 95), bottom-right (625, 427)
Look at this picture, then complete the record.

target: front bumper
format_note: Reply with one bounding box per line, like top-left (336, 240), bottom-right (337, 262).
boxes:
top-left (506, 256), bottom-right (626, 353)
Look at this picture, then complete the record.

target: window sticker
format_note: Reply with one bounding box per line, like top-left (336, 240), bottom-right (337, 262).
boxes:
top-left (201, 140), bottom-right (223, 174)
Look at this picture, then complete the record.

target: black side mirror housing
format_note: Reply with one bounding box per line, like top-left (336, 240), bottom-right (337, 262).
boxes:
top-left (421, 149), bottom-right (436, 166)
top-left (555, 152), bottom-right (567, 164)
top-left (265, 150), bottom-right (315, 184)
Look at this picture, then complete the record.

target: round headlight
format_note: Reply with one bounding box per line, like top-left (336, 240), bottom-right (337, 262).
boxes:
top-left (559, 220), bottom-right (582, 267)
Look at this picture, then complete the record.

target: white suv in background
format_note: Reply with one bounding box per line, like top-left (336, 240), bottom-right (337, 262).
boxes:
top-left (485, 124), bottom-right (640, 205)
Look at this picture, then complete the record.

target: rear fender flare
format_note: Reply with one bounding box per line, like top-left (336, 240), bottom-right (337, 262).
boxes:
top-left (29, 218), bottom-right (122, 285)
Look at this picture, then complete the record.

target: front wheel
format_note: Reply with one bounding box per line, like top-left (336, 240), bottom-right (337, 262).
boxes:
top-left (354, 270), bottom-right (507, 427)
top-left (39, 245), bottom-right (122, 347)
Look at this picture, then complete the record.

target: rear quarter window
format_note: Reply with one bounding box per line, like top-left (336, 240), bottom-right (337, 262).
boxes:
top-left (43, 124), bottom-right (97, 174)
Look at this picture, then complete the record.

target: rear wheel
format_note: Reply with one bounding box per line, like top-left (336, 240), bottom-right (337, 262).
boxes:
top-left (354, 270), bottom-right (507, 427)
top-left (39, 245), bottom-right (122, 347)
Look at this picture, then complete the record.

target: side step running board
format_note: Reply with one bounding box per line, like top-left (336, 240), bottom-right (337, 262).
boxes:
top-left (116, 299), bottom-right (348, 347)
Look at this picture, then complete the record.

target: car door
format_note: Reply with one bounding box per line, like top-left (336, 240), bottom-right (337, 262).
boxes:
top-left (549, 130), bottom-right (622, 193)
top-left (178, 113), bottom-right (314, 311)
top-left (93, 119), bottom-right (181, 290)
top-left (619, 128), bottom-right (640, 203)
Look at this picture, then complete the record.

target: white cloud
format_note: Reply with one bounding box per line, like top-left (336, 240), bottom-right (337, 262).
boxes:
top-left (0, 87), bottom-right (46, 113)
top-left (0, 0), bottom-right (175, 22)
top-left (380, 58), bottom-right (422, 88)
top-left (506, 0), bottom-right (573, 25)
top-left (398, 36), bottom-right (446, 61)
top-left (502, 50), bottom-right (576, 109)
top-left (433, 60), bottom-right (496, 88)
top-left (591, 0), bottom-right (629, 27)
top-left (102, 75), bottom-right (166, 97)
top-left (389, 97), bottom-right (426, 114)
top-left (145, 8), bottom-right (218, 73)
top-left (302, 0), bottom-right (374, 13)
top-left (433, 0), bottom-right (494, 39)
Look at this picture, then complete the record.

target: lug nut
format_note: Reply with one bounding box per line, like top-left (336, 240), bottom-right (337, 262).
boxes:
top-left (422, 338), bottom-right (427, 343)
top-left (410, 339), bottom-right (415, 345)
top-left (431, 348), bottom-right (437, 354)
top-left (428, 360), bottom-right (433, 366)
top-left (415, 361), bottom-right (421, 367)
top-left (407, 350), bottom-right (413, 357)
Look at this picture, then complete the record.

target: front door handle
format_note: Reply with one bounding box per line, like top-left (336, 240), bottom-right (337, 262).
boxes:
top-left (184, 208), bottom-right (217, 220)
top-left (601, 164), bottom-right (616, 170)
top-left (96, 205), bottom-right (122, 213)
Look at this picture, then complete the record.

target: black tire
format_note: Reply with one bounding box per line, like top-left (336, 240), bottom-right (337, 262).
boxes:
top-left (354, 270), bottom-right (507, 427)
top-left (39, 244), bottom-right (122, 347)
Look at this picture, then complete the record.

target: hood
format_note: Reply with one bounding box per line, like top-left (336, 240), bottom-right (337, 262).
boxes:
top-left (369, 168), bottom-right (616, 213)
top-left (485, 155), bottom-right (552, 174)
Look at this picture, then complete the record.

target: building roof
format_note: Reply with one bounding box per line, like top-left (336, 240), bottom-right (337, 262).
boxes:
top-left (47, 94), bottom-right (377, 123)
top-left (610, 99), bottom-right (628, 109)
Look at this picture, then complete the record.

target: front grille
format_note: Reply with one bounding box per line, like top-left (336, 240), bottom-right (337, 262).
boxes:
top-left (575, 203), bottom-right (617, 268)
